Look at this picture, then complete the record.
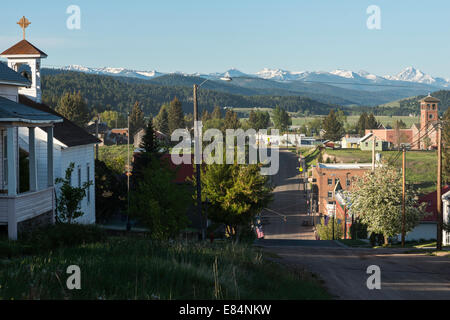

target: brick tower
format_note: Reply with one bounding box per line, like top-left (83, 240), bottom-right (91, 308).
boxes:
top-left (419, 94), bottom-right (440, 149)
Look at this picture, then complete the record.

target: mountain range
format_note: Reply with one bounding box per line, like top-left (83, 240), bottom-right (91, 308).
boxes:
top-left (47, 65), bottom-right (450, 107)
top-left (56, 65), bottom-right (450, 87)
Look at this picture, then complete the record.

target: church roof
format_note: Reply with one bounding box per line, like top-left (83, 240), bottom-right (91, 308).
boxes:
top-left (1, 40), bottom-right (47, 57)
top-left (0, 96), bottom-right (61, 124)
top-left (19, 95), bottom-right (101, 147)
top-left (0, 61), bottom-right (31, 86)
top-left (420, 94), bottom-right (440, 103)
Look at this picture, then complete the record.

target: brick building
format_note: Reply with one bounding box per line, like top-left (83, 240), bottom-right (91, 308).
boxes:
top-left (311, 163), bottom-right (374, 216)
top-left (366, 94), bottom-right (440, 150)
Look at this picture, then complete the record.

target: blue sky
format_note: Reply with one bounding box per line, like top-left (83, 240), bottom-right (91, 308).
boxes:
top-left (1, 0), bottom-right (449, 78)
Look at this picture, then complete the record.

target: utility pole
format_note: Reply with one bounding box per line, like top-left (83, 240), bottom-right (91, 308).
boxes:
top-left (437, 122), bottom-right (443, 251)
top-left (95, 114), bottom-right (99, 160)
top-left (372, 135), bottom-right (376, 171)
top-left (126, 111), bottom-right (131, 231)
top-left (332, 213), bottom-right (335, 240)
top-left (193, 84), bottom-right (204, 241)
top-left (401, 146), bottom-right (406, 248)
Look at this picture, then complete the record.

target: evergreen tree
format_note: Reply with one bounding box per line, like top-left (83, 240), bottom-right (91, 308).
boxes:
top-left (201, 110), bottom-right (212, 122)
top-left (223, 109), bottom-right (240, 130)
top-left (167, 97), bottom-right (185, 134)
top-left (129, 101), bottom-right (145, 137)
top-left (248, 110), bottom-right (271, 131)
top-left (367, 113), bottom-right (379, 130)
top-left (211, 106), bottom-right (222, 119)
top-left (322, 109), bottom-right (344, 141)
top-left (272, 106), bottom-right (292, 133)
top-left (356, 112), bottom-right (369, 136)
top-left (153, 104), bottom-right (170, 135)
top-left (56, 91), bottom-right (90, 128)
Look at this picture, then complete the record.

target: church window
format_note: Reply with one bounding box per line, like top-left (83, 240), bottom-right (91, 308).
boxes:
top-left (429, 114), bottom-right (433, 119)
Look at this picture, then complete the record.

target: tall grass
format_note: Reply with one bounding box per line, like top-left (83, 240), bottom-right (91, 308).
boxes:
top-left (0, 238), bottom-right (329, 300)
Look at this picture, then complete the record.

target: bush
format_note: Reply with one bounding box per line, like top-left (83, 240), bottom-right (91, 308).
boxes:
top-left (316, 217), bottom-right (343, 240)
top-left (21, 223), bottom-right (107, 251)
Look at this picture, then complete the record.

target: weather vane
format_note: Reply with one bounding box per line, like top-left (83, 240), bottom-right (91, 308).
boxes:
top-left (17, 16), bottom-right (31, 40)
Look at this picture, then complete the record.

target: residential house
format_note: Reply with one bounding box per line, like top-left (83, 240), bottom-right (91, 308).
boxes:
top-left (341, 134), bottom-right (361, 149)
top-left (0, 22), bottom-right (100, 239)
top-left (443, 190), bottom-right (450, 246)
top-left (359, 132), bottom-right (391, 151)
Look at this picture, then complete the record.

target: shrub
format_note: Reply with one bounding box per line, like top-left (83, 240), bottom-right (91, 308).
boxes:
top-left (21, 223), bottom-right (107, 251)
top-left (316, 217), bottom-right (343, 240)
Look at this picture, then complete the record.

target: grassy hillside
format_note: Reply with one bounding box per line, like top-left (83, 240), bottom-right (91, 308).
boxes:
top-left (324, 149), bottom-right (437, 194)
top-left (0, 236), bottom-right (330, 300)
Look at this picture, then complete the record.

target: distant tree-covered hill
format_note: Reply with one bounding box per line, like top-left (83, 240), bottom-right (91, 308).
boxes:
top-left (372, 90), bottom-right (450, 116)
top-left (41, 70), bottom-right (337, 116)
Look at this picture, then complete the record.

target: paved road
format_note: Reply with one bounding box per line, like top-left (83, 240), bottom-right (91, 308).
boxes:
top-left (262, 246), bottom-right (450, 300)
top-left (261, 149), bottom-right (315, 240)
top-left (258, 148), bottom-right (450, 300)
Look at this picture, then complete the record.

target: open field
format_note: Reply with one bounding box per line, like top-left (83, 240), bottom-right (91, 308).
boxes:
top-left (0, 236), bottom-right (330, 300)
top-left (291, 115), bottom-right (418, 128)
top-left (324, 149), bottom-right (438, 194)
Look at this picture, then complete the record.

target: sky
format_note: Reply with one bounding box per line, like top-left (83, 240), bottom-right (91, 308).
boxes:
top-left (1, 0), bottom-right (450, 78)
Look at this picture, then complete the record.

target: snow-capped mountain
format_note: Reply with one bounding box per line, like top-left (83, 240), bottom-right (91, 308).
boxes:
top-left (384, 66), bottom-right (449, 87)
top-left (58, 65), bottom-right (164, 80)
top-left (51, 65), bottom-right (450, 88)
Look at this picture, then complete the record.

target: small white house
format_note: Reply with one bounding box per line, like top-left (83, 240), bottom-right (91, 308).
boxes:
top-left (0, 24), bottom-right (99, 239)
top-left (443, 190), bottom-right (450, 246)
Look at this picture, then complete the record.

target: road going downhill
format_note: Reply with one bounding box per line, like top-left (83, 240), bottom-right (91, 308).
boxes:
top-left (257, 148), bottom-right (450, 300)
top-left (261, 149), bottom-right (316, 240)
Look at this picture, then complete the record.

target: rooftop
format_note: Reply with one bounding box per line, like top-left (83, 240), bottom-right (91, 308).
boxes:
top-left (0, 40), bottom-right (47, 57)
top-left (0, 96), bottom-right (61, 124)
top-left (0, 61), bottom-right (31, 87)
top-left (318, 163), bottom-right (375, 170)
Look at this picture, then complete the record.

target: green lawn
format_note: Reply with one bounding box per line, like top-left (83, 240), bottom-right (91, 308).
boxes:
top-left (98, 144), bottom-right (132, 173)
top-left (0, 237), bottom-right (330, 300)
top-left (324, 149), bottom-right (437, 194)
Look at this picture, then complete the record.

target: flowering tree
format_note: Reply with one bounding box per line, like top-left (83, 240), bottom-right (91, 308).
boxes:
top-left (346, 164), bottom-right (425, 245)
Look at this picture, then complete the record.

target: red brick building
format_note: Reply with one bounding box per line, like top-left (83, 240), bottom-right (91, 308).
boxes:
top-left (311, 163), bottom-right (373, 217)
top-left (366, 94), bottom-right (440, 150)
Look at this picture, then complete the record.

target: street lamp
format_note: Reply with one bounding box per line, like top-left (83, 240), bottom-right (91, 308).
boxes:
top-left (193, 76), bottom-right (232, 241)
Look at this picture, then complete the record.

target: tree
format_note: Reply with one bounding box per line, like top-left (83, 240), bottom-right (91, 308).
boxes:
top-left (322, 109), bottom-right (344, 141)
top-left (335, 109), bottom-right (347, 127)
top-left (95, 159), bottom-right (126, 223)
top-left (129, 101), bottom-right (145, 137)
top-left (201, 110), bottom-right (212, 122)
top-left (347, 164), bottom-right (425, 245)
top-left (56, 91), bottom-right (90, 127)
top-left (443, 108), bottom-right (450, 184)
top-left (223, 109), bottom-right (240, 130)
top-left (153, 104), bottom-right (170, 136)
top-left (248, 110), bottom-right (271, 131)
top-left (168, 97), bottom-right (185, 134)
top-left (356, 112), bottom-right (369, 136)
top-left (99, 110), bottom-right (127, 128)
top-left (184, 113), bottom-right (194, 130)
top-left (130, 158), bottom-right (190, 239)
top-left (316, 217), bottom-right (343, 240)
top-left (272, 106), bottom-right (292, 133)
top-left (367, 113), bottom-right (379, 130)
top-left (55, 163), bottom-right (93, 224)
top-left (211, 106), bottom-right (222, 119)
top-left (196, 161), bottom-right (273, 241)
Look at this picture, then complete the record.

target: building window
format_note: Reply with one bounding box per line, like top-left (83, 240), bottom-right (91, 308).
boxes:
top-left (346, 179), bottom-right (351, 187)
top-left (328, 191), bottom-right (333, 199)
top-left (365, 142), bottom-right (368, 147)
top-left (77, 166), bottom-right (81, 188)
top-left (2, 131), bottom-right (7, 188)
top-left (432, 104), bottom-right (436, 110)
top-left (328, 178), bottom-right (333, 186)
top-left (429, 114), bottom-right (433, 119)
top-left (86, 163), bottom-right (91, 203)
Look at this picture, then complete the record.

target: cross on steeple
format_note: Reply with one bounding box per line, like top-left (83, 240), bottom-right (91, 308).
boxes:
top-left (17, 16), bottom-right (31, 40)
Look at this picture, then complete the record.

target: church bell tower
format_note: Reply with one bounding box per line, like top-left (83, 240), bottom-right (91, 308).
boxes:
top-left (0, 16), bottom-right (47, 103)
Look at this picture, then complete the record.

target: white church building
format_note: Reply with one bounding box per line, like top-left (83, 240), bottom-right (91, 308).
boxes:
top-left (0, 17), bottom-right (99, 239)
